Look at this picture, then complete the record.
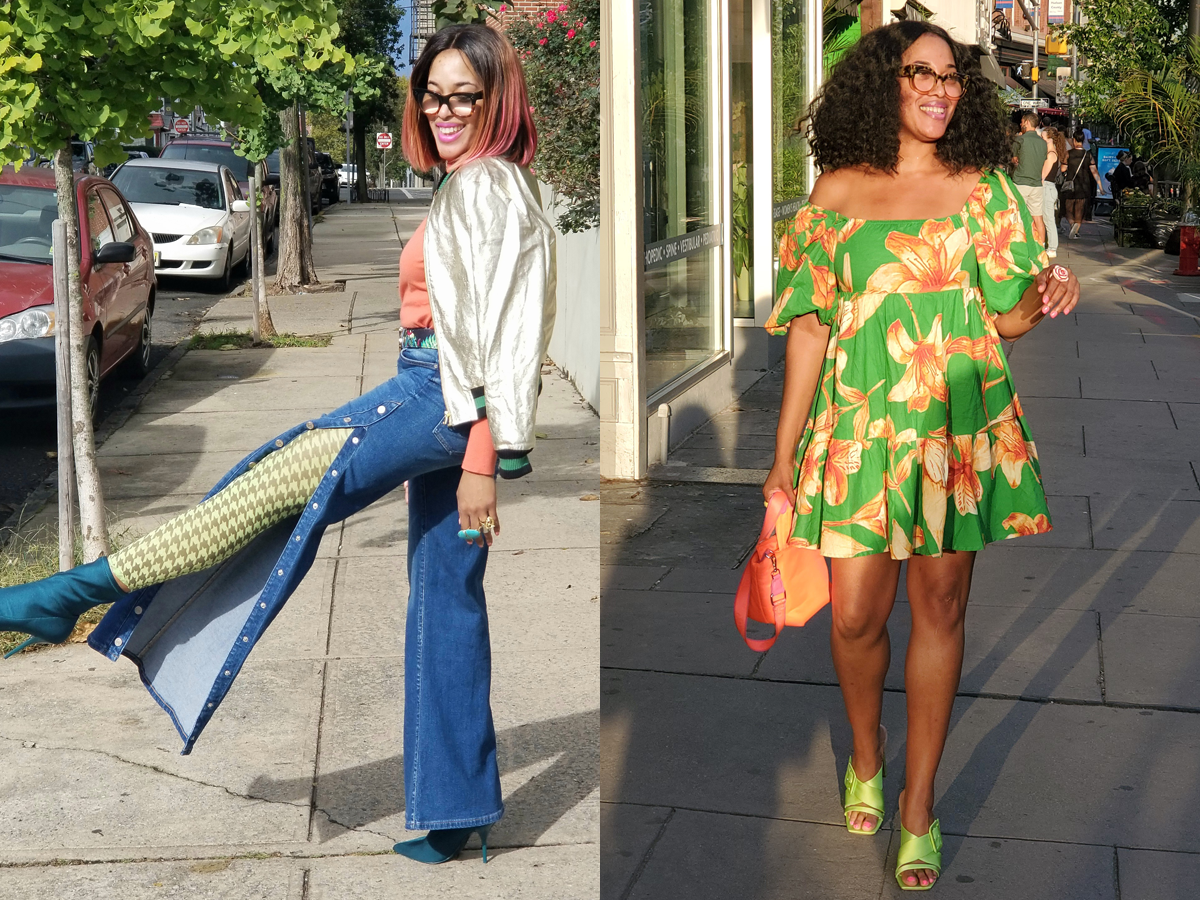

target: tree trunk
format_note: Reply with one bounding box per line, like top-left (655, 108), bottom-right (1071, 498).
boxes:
top-left (52, 147), bottom-right (109, 560)
top-left (274, 102), bottom-right (319, 291)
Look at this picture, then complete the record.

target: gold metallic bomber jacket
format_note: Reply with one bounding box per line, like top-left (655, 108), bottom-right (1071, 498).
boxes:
top-left (423, 156), bottom-right (557, 478)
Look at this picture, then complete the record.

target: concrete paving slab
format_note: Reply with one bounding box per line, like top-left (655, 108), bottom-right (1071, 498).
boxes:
top-left (96, 450), bottom-right (245, 499)
top-left (653, 565), bottom-right (743, 594)
top-left (306, 845), bottom-right (599, 900)
top-left (601, 588), bottom-right (758, 677)
top-left (625, 810), bottom-right (889, 900)
top-left (135, 376), bottom-right (363, 414)
top-left (971, 543), bottom-right (1200, 616)
top-left (1117, 847), bottom-right (1200, 900)
top-left (0, 651), bottom-right (321, 857)
top-left (600, 803), bottom-right (671, 900)
top-left (1036, 455), bottom-right (1199, 500)
top-left (0, 857), bottom-right (304, 900)
top-left (485, 548), bottom-right (600, 652)
top-left (326, 555), bottom-right (406, 659)
top-left (601, 669), bottom-right (872, 824)
top-left (601, 565), bottom-right (670, 592)
top-left (880, 833), bottom-right (1115, 899)
top-left (1099, 612), bottom-right (1200, 709)
top-left (99, 410), bottom-right (318, 457)
top-left (168, 346), bottom-right (365, 381)
top-left (934, 697), bottom-right (1200, 851)
top-left (1091, 498), bottom-right (1200, 554)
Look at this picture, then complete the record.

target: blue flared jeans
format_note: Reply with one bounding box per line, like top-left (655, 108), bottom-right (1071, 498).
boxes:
top-left (328, 347), bottom-right (504, 830)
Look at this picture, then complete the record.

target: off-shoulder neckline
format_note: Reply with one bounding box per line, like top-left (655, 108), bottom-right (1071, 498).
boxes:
top-left (802, 171), bottom-right (993, 225)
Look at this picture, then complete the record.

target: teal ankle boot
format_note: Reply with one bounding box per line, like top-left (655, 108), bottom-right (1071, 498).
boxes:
top-left (1, 557), bottom-right (126, 657)
top-left (393, 825), bottom-right (493, 864)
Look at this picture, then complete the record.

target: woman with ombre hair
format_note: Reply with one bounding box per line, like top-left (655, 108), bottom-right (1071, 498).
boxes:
top-left (0, 23), bottom-right (554, 866)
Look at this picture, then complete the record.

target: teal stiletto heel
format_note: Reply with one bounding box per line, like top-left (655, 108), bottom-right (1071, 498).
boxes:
top-left (0, 558), bottom-right (126, 657)
top-left (393, 824), bottom-right (493, 864)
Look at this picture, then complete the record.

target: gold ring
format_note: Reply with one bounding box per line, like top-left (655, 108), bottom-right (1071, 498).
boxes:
top-left (481, 516), bottom-right (495, 532)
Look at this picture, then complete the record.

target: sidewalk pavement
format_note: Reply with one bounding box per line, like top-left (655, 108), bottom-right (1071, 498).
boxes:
top-left (601, 220), bottom-right (1200, 899)
top-left (0, 201), bottom-right (600, 899)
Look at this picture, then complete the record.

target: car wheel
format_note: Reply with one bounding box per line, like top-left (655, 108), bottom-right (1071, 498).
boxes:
top-left (215, 246), bottom-right (233, 293)
top-left (85, 336), bottom-right (101, 422)
top-left (124, 310), bottom-right (153, 377)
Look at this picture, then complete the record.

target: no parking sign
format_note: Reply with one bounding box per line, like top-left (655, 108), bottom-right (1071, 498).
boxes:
top-left (376, 133), bottom-right (392, 150)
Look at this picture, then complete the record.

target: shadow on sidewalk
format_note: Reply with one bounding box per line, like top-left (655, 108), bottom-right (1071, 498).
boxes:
top-left (249, 708), bottom-right (598, 846)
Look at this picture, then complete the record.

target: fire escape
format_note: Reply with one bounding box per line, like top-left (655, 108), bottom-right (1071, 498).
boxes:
top-left (409, 1), bottom-right (436, 66)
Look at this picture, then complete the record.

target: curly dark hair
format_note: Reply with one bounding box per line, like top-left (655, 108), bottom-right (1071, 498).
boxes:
top-left (809, 21), bottom-right (1011, 175)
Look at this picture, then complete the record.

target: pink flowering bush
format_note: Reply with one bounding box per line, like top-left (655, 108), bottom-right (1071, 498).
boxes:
top-left (503, 0), bottom-right (599, 231)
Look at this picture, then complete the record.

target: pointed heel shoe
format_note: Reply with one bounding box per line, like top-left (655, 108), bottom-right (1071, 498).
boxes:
top-left (393, 824), bottom-right (493, 864)
top-left (0, 557), bottom-right (126, 657)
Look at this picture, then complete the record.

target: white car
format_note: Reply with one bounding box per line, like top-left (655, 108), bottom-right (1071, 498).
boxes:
top-left (110, 158), bottom-right (251, 291)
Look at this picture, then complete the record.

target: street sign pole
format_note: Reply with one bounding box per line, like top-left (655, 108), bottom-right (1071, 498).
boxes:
top-left (344, 89), bottom-right (352, 200)
top-left (52, 219), bottom-right (75, 572)
top-left (1031, 1), bottom-right (1039, 100)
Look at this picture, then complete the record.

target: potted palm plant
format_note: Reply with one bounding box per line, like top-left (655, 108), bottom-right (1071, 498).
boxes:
top-left (1111, 38), bottom-right (1200, 274)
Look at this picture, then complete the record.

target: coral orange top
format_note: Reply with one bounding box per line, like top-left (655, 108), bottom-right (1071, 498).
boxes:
top-left (399, 217), bottom-right (497, 476)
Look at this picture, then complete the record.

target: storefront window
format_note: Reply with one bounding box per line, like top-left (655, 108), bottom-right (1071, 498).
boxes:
top-left (641, 0), bottom-right (720, 393)
top-left (772, 0), bottom-right (808, 284)
top-left (730, 0), bottom-right (753, 319)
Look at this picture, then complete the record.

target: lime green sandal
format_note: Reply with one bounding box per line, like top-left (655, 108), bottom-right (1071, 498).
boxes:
top-left (896, 818), bottom-right (942, 891)
top-left (842, 755), bottom-right (886, 835)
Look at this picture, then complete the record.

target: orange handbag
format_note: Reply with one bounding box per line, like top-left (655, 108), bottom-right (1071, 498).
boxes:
top-left (733, 491), bottom-right (831, 651)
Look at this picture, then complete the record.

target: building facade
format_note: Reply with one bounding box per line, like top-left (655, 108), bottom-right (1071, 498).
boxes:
top-left (601, 0), bottom-right (825, 479)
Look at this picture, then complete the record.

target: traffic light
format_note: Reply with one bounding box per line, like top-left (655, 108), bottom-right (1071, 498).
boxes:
top-left (1031, 66), bottom-right (1039, 82)
top-left (1046, 37), bottom-right (1068, 54)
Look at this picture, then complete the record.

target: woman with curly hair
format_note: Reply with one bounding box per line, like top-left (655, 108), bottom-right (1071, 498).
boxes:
top-left (762, 21), bottom-right (1079, 890)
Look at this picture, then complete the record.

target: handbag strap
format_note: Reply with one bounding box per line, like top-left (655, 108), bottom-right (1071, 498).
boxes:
top-left (733, 555), bottom-right (788, 652)
top-left (734, 491), bottom-right (794, 652)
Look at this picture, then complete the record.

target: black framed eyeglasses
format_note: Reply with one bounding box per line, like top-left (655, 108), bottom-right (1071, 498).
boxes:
top-left (898, 64), bottom-right (969, 98)
top-left (418, 89), bottom-right (484, 117)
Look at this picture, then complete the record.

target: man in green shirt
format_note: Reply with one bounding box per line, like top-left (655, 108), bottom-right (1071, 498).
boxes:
top-left (1011, 111), bottom-right (1048, 245)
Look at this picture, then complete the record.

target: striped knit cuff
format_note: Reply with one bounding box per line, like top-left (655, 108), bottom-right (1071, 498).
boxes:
top-left (470, 386), bottom-right (487, 420)
top-left (497, 455), bottom-right (532, 479)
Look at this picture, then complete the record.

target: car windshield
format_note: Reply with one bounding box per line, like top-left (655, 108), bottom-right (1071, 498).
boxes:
top-left (111, 166), bottom-right (225, 210)
top-left (160, 143), bottom-right (254, 180)
top-left (266, 150), bottom-right (280, 175)
top-left (0, 184), bottom-right (56, 263)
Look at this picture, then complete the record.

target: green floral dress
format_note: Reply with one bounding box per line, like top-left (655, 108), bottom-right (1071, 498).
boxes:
top-left (765, 169), bottom-right (1053, 559)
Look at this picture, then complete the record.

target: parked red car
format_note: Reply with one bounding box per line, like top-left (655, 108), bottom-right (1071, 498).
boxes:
top-left (0, 164), bottom-right (156, 413)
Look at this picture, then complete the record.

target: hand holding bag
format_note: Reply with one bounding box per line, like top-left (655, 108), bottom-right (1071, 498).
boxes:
top-left (733, 491), bottom-right (831, 651)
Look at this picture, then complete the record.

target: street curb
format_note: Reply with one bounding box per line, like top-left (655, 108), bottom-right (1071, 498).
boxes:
top-left (0, 337), bottom-right (192, 551)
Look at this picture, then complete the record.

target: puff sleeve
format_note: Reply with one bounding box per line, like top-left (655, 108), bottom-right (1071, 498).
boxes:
top-left (765, 206), bottom-right (840, 334)
top-left (969, 170), bottom-right (1049, 315)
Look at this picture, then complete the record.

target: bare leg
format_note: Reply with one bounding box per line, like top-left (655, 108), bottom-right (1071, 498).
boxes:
top-left (898, 549), bottom-right (976, 888)
top-left (1031, 214), bottom-right (1046, 246)
top-left (829, 553), bottom-right (901, 833)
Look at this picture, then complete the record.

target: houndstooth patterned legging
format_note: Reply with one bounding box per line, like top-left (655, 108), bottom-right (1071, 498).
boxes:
top-left (108, 428), bottom-right (353, 590)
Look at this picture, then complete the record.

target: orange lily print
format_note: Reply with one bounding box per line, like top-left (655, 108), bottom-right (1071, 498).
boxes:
top-left (823, 439), bottom-right (864, 507)
top-left (824, 488), bottom-right (889, 539)
top-left (988, 404), bottom-right (1031, 488)
top-left (948, 433), bottom-right (992, 516)
top-left (1003, 512), bottom-right (1051, 537)
top-left (920, 428), bottom-right (949, 553)
top-left (887, 314), bottom-right (948, 412)
top-left (864, 218), bottom-right (971, 295)
top-left (973, 206), bottom-right (1026, 282)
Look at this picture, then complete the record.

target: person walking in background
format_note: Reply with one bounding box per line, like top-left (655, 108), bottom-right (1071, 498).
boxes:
top-left (1061, 130), bottom-right (1104, 239)
top-left (1041, 125), bottom-right (1067, 258)
top-left (1011, 111), bottom-right (1047, 245)
top-left (762, 21), bottom-right (1079, 891)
